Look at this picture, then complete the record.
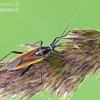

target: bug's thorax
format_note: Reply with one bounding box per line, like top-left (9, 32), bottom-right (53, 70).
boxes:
top-left (35, 46), bottom-right (50, 56)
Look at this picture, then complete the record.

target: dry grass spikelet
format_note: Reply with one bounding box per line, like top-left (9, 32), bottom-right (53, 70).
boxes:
top-left (0, 29), bottom-right (100, 100)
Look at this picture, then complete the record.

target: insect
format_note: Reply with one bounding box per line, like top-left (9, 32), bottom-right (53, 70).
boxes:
top-left (0, 7), bottom-right (82, 77)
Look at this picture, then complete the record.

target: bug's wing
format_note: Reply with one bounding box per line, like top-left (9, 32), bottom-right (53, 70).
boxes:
top-left (7, 56), bottom-right (43, 70)
top-left (7, 58), bottom-right (23, 70)
top-left (7, 46), bottom-right (50, 70)
top-left (10, 47), bottom-right (39, 62)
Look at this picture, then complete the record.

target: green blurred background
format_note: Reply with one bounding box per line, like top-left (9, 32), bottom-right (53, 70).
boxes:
top-left (0, 0), bottom-right (100, 100)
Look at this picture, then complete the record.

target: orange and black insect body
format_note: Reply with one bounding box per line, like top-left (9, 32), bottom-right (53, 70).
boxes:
top-left (0, 39), bottom-right (64, 77)
top-left (0, 8), bottom-right (82, 77)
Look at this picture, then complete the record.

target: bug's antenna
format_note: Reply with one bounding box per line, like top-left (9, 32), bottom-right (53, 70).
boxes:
top-left (51, 7), bottom-right (83, 46)
top-left (61, 7), bottom-right (83, 37)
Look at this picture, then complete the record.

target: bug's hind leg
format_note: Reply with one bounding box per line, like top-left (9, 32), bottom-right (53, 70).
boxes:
top-left (43, 59), bottom-right (50, 64)
top-left (20, 64), bottom-right (33, 76)
top-left (20, 64), bottom-right (43, 81)
top-left (0, 51), bottom-right (23, 62)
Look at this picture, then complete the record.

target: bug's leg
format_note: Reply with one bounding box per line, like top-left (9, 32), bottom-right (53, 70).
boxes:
top-left (51, 34), bottom-right (68, 46)
top-left (49, 41), bottom-right (71, 59)
top-left (27, 41), bottom-right (43, 48)
top-left (51, 31), bottom-right (69, 47)
top-left (51, 36), bottom-right (63, 45)
top-left (55, 41), bottom-right (70, 47)
top-left (42, 59), bottom-right (50, 72)
top-left (34, 59), bottom-right (50, 81)
top-left (50, 52), bottom-right (63, 58)
top-left (43, 59), bottom-right (50, 65)
top-left (33, 40), bottom-right (43, 46)
top-left (39, 71), bottom-right (43, 81)
top-left (20, 64), bottom-right (43, 81)
top-left (20, 64), bottom-right (33, 76)
top-left (49, 42), bottom-right (70, 59)
top-left (43, 59), bottom-right (50, 63)
top-left (0, 51), bottom-right (23, 62)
